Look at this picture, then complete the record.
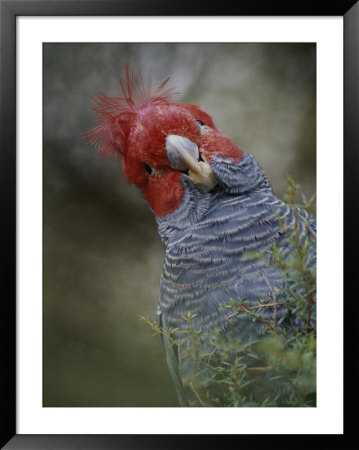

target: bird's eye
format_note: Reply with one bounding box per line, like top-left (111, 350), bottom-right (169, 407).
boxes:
top-left (143, 163), bottom-right (155, 176)
top-left (196, 120), bottom-right (206, 126)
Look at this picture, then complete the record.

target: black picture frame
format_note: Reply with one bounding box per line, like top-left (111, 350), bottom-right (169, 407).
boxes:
top-left (1, 1), bottom-right (356, 448)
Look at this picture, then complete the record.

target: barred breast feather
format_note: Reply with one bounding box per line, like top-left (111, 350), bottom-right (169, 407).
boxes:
top-left (156, 153), bottom-right (315, 406)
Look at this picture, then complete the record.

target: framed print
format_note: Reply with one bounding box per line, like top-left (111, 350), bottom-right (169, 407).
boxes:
top-left (1, 0), bottom-right (356, 448)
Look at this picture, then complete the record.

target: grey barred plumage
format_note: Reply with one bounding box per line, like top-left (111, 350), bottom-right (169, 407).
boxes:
top-left (156, 152), bottom-right (315, 406)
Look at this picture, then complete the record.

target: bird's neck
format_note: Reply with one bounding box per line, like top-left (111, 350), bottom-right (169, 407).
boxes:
top-left (156, 179), bottom-right (213, 245)
top-left (155, 153), bottom-right (274, 245)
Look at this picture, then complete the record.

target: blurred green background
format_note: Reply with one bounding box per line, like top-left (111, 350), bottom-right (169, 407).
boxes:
top-left (43, 43), bottom-right (316, 407)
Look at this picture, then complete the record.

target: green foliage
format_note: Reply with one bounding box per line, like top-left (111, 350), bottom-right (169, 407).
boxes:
top-left (140, 177), bottom-right (316, 407)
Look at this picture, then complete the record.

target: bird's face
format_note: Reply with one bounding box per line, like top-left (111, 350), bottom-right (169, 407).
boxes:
top-left (86, 67), bottom-right (243, 217)
top-left (122, 103), bottom-right (243, 217)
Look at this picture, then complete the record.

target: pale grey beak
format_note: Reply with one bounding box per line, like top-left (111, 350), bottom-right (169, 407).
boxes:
top-left (166, 134), bottom-right (217, 190)
top-left (166, 135), bottom-right (200, 174)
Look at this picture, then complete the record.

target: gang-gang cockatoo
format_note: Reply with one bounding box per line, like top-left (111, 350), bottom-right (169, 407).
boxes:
top-left (86, 66), bottom-right (316, 407)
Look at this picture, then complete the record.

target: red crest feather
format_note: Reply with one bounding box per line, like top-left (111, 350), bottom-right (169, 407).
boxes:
top-left (84, 64), bottom-right (179, 158)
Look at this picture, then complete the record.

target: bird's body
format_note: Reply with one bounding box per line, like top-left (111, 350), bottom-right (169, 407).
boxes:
top-left (87, 66), bottom-right (316, 406)
top-left (157, 155), bottom-right (314, 405)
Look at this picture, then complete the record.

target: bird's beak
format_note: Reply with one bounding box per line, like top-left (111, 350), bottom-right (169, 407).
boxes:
top-left (166, 134), bottom-right (217, 190)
